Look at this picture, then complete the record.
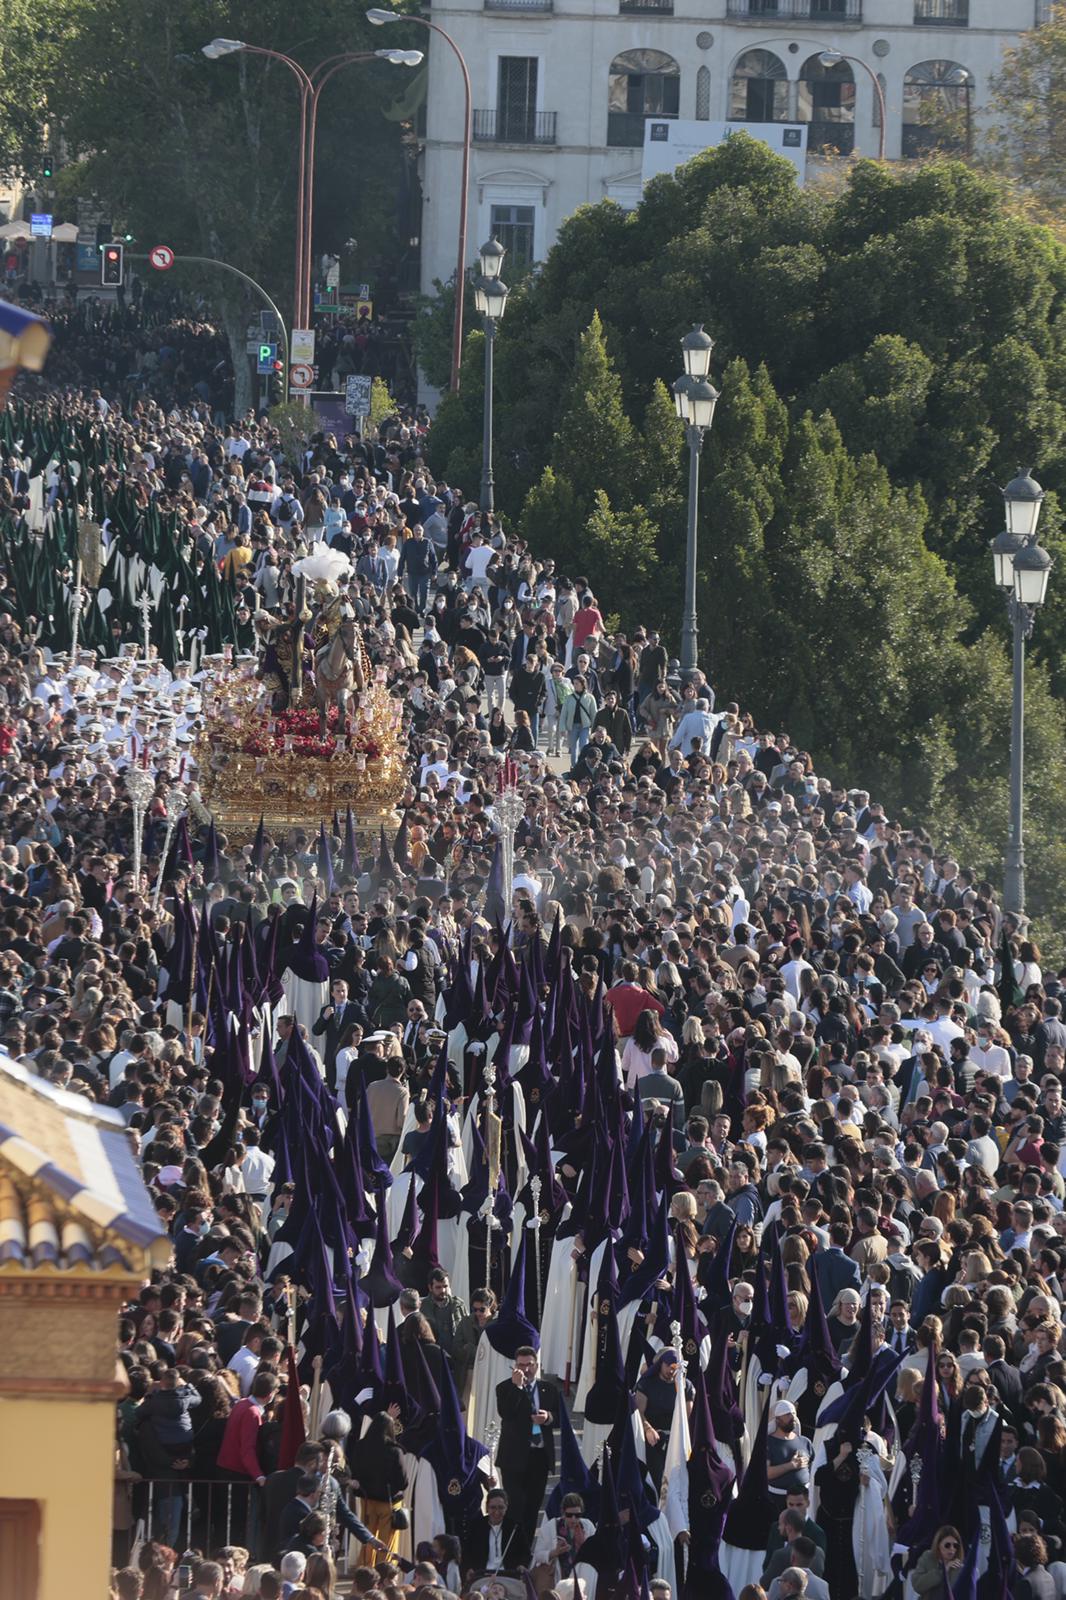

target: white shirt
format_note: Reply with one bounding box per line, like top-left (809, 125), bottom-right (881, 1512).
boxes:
top-left (779, 957), bottom-right (814, 1001)
top-left (241, 1147), bottom-right (275, 1196)
top-left (972, 1041), bottom-right (1011, 1079)
top-left (464, 546), bottom-right (493, 583)
top-left (227, 1344), bottom-right (260, 1397)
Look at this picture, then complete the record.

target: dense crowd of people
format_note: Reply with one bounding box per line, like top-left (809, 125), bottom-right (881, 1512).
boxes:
top-left (1, 312), bottom-right (1063, 1600)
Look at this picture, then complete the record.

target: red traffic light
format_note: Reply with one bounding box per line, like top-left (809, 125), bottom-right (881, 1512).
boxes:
top-left (101, 243), bottom-right (124, 286)
top-left (272, 360), bottom-right (283, 372)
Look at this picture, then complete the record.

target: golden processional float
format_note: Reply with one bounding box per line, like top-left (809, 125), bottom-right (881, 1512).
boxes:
top-left (192, 551), bottom-right (407, 846)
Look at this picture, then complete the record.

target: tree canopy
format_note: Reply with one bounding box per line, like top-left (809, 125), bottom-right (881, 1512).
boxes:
top-left (26, 0), bottom-right (421, 405)
top-left (428, 138), bottom-right (1066, 943)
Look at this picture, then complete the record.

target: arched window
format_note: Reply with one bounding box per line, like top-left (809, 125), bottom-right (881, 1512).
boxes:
top-left (797, 53), bottom-right (855, 154)
top-left (903, 59), bottom-right (972, 157)
top-left (696, 64), bottom-right (711, 121)
top-left (608, 49), bottom-right (680, 146)
top-left (729, 49), bottom-right (788, 124)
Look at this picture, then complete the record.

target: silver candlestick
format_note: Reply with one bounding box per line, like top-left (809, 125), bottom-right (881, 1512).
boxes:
top-left (138, 591), bottom-right (153, 661)
top-left (495, 777), bottom-right (525, 923)
top-left (69, 557), bottom-right (84, 661)
top-left (151, 786), bottom-right (188, 911)
top-left (530, 1174), bottom-right (543, 1312)
top-left (125, 764), bottom-right (156, 895)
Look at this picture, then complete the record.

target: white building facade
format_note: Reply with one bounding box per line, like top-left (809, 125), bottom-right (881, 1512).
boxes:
top-left (417, 0), bottom-right (1041, 296)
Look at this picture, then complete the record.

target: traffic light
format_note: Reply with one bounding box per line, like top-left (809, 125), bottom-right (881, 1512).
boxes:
top-left (42, 162), bottom-right (53, 179)
top-left (268, 360), bottom-right (284, 406)
top-left (101, 243), bottom-right (124, 286)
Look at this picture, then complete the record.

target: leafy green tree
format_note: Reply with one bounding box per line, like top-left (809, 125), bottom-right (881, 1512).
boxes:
top-left (47, 0), bottom-right (414, 408)
top-left (807, 335), bottom-right (935, 470)
top-left (0, 0), bottom-right (75, 178)
top-left (581, 491), bottom-right (665, 633)
top-left (987, 10), bottom-right (1066, 211)
top-left (551, 312), bottom-right (634, 514)
top-left (517, 467), bottom-right (580, 570)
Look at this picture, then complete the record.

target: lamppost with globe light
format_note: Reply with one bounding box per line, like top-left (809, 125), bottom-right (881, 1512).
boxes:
top-left (475, 237), bottom-right (509, 515)
top-left (989, 469), bottom-right (1053, 917)
top-left (672, 326), bottom-right (719, 680)
top-left (817, 49), bottom-right (886, 161)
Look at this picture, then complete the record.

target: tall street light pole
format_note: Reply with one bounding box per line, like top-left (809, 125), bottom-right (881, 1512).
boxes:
top-left (203, 40), bottom-right (312, 328)
top-left (306, 50), bottom-right (423, 322)
top-left (989, 469), bottom-right (1053, 918)
top-left (672, 326), bottom-right (719, 681)
top-left (205, 41), bottom-right (422, 333)
top-left (368, 9), bottom-right (472, 393)
top-left (474, 237), bottom-right (509, 515)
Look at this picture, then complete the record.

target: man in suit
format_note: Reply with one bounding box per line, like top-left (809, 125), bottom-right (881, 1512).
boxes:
top-left (277, 1473), bottom-right (322, 1557)
top-left (762, 1529), bottom-right (826, 1590)
top-left (811, 1221), bottom-right (861, 1305)
top-left (496, 1347), bottom-right (562, 1560)
top-left (311, 977), bottom-right (366, 1089)
top-left (263, 1441), bottom-right (323, 1530)
top-left (984, 1335), bottom-right (1024, 1422)
top-left (464, 1488), bottom-right (525, 1575)
top-left (885, 1301), bottom-right (917, 1358)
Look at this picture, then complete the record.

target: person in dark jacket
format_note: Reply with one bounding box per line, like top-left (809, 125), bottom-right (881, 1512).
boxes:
top-left (396, 524), bottom-right (439, 615)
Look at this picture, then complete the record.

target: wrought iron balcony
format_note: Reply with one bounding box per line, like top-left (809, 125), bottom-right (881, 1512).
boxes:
top-left (806, 120), bottom-right (855, 154)
top-left (726, 0), bottom-right (862, 19)
top-left (913, 0), bottom-right (968, 22)
top-left (484, 0), bottom-right (554, 12)
top-left (473, 109), bottom-right (557, 144)
top-left (607, 110), bottom-right (658, 147)
top-left (620, 0), bottom-right (674, 12)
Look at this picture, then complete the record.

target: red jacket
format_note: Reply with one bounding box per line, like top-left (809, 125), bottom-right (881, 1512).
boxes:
top-left (605, 983), bottom-right (663, 1039)
top-left (216, 1396), bottom-right (264, 1480)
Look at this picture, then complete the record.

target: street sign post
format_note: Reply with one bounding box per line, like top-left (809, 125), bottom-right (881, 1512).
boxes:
top-left (345, 375), bottom-right (373, 418)
top-left (289, 362), bottom-right (314, 391)
top-left (149, 244), bottom-right (175, 271)
top-left (291, 328), bottom-right (315, 364)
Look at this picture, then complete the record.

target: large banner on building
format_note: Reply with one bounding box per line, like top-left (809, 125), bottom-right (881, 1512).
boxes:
top-left (641, 119), bottom-right (808, 187)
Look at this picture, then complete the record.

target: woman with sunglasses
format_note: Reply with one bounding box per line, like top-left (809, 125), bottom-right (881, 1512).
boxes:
top-left (911, 1526), bottom-right (965, 1596)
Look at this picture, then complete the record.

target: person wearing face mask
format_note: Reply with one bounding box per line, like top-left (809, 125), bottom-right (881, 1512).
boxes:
top-left (246, 1086), bottom-right (272, 1130)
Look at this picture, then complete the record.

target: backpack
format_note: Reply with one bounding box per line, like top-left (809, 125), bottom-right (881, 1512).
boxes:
top-left (886, 1255), bottom-right (915, 1305)
top-left (277, 496), bottom-right (296, 523)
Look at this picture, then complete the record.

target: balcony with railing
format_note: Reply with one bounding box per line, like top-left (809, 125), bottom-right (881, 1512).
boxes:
top-left (620, 0), bottom-right (674, 12)
top-left (484, 0), bottom-right (554, 12)
top-left (913, 0), bottom-right (968, 22)
top-left (473, 109), bottom-right (558, 144)
top-left (726, 0), bottom-right (862, 20)
top-left (806, 120), bottom-right (855, 153)
top-left (607, 111), bottom-right (653, 146)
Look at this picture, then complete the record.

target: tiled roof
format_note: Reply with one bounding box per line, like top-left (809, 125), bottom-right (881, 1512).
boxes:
top-left (0, 1055), bottom-right (171, 1276)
